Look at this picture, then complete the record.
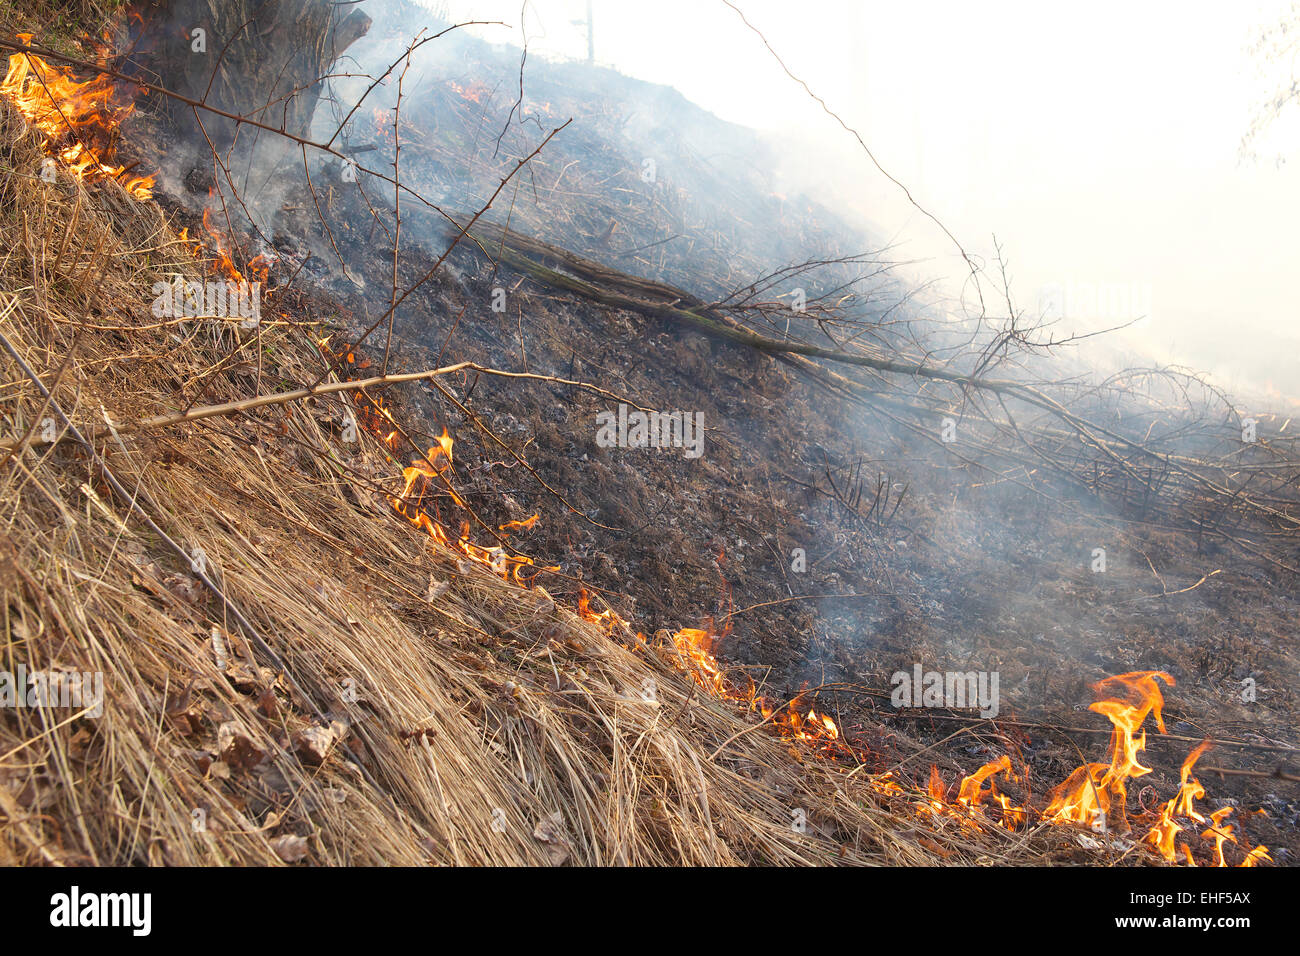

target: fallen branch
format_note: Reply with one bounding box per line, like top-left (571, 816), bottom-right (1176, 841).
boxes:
top-left (0, 359), bottom-right (641, 454)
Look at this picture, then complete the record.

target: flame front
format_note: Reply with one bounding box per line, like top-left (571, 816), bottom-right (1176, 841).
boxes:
top-left (322, 342), bottom-right (553, 588)
top-left (314, 335), bottom-right (1269, 867)
top-left (668, 622), bottom-right (850, 755)
top-left (664, 635), bottom-right (1268, 864)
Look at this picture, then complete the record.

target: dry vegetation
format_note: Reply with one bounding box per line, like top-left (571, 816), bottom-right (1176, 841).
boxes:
top-left (0, 98), bottom-right (1098, 866)
top-left (0, 0), bottom-right (1294, 870)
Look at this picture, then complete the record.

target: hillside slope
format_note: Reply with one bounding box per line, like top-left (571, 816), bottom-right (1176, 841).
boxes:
top-left (1, 1), bottom-right (1294, 868)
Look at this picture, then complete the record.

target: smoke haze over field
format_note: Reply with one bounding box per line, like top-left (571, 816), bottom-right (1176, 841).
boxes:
top-left (412, 0), bottom-right (1300, 403)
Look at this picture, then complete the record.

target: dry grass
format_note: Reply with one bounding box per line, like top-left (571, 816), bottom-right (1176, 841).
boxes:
top-left (0, 98), bottom-right (1069, 867)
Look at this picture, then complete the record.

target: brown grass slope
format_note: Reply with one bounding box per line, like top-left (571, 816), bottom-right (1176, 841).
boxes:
top-left (0, 96), bottom-right (1074, 867)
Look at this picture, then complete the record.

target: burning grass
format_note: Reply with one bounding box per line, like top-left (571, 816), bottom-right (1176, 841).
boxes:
top-left (658, 617), bottom-right (1271, 864)
top-left (2, 33), bottom-right (153, 199)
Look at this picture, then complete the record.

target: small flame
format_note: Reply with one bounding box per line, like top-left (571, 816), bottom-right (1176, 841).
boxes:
top-left (577, 588), bottom-right (629, 635)
top-left (668, 623), bottom-right (850, 755)
top-left (448, 80), bottom-right (491, 104)
top-left (672, 626), bottom-right (729, 696)
top-left (499, 513), bottom-right (540, 533)
top-left (400, 430), bottom-right (455, 500)
top-left (1044, 671), bottom-right (1171, 833)
top-left (313, 337), bottom-right (555, 588)
top-left (1145, 739), bottom-right (1209, 862)
top-left (202, 198), bottom-right (271, 284)
top-left (954, 755), bottom-right (1027, 830)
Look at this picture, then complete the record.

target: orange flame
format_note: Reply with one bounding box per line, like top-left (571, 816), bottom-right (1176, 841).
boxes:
top-left (202, 198), bottom-right (271, 284)
top-left (954, 755), bottom-right (1027, 830)
top-left (499, 513), bottom-right (540, 533)
top-left (1145, 739), bottom-right (1209, 862)
top-left (315, 337), bottom-right (554, 588)
top-left (1202, 806), bottom-right (1236, 868)
top-left (671, 626), bottom-right (730, 696)
top-left (664, 640), bottom-right (1268, 863)
top-left (448, 80), bottom-right (491, 104)
top-left (668, 622), bottom-right (850, 755)
top-left (1, 37), bottom-right (154, 199)
top-left (1044, 671), bottom-right (1171, 833)
top-left (400, 430), bottom-right (455, 501)
top-left (576, 588), bottom-right (627, 632)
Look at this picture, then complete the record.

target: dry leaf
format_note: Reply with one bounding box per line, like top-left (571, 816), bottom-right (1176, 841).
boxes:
top-left (270, 834), bottom-right (309, 863)
top-left (217, 721), bottom-right (267, 772)
top-left (426, 576), bottom-right (450, 602)
top-left (292, 724), bottom-right (337, 766)
top-left (532, 811), bottom-right (571, 866)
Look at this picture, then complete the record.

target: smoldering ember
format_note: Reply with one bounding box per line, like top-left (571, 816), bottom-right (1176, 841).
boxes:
top-left (0, 0), bottom-right (1295, 887)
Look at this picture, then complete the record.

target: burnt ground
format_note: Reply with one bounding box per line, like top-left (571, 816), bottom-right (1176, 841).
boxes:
top-left (214, 187), bottom-right (1300, 865)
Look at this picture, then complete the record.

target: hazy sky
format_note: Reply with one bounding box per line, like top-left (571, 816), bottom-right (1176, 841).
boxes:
top-left (418, 0), bottom-right (1300, 399)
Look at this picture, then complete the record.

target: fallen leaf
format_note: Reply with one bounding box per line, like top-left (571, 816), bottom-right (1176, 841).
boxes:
top-left (292, 724), bottom-right (338, 766)
top-left (425, 577), bottom-right (450, 603)
top-left (270, 834), bottom-right (309, 863)
top-left (217, 721), bottom-right (267, 772)
top-left (532, 811), bottom-right (571, 866)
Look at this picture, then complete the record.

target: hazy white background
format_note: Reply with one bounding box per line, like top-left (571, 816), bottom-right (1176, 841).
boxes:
top-left (416, 0), bottom-right (1300, 401)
